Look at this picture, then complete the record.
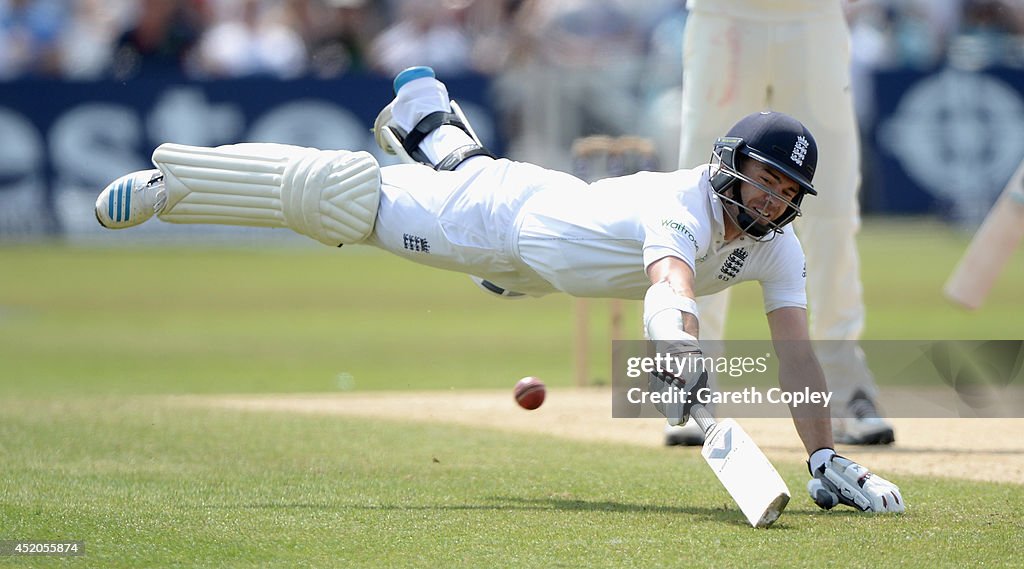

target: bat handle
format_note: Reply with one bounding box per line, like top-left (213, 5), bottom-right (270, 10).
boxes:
top-left (450, 101), bottom-right (483, 147)
top-left (691, 404), bottom-right (716, 434)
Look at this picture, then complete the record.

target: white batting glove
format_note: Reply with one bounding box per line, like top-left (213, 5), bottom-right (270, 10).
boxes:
top-left (647, 340), bottom-right (708, 426)
top-left (807, 455), bottom-right (905, 513)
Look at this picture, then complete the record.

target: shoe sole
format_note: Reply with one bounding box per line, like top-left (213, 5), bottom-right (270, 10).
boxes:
top-left (98, 175), bottom-right (135, 227)
top-left (95, 170), bottom-right (163, 229)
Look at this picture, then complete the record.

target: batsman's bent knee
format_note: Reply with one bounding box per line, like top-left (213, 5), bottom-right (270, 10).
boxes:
top-left (281, 149), bottom-right (381, 246)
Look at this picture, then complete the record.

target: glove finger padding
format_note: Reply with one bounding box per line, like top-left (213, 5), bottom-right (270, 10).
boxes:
top-left (647, 370), bottom-right (707, 426)
top-left (808, 456), bottom-right (905, 513)
top-left (647, 346), bottom-right (709, 426)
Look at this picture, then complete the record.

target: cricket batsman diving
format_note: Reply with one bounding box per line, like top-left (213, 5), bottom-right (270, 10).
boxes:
top-left (95, 66), bottom-right (904, 517)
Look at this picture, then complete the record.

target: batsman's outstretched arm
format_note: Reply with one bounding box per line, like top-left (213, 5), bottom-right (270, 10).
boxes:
top-left (647, 256), bottom-right (791, 527)
top-left (645, 256), bottom-right (700, 339)
top-left (767, 307), bottom-right (905, 514)
top-left (641, 255), bottom-right (706, 426)
top-left (766, 306), bottom-right (832, 454)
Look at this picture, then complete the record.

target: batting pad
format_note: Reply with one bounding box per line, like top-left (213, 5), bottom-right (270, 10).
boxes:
top-left (152, 142), bottom-right (381, 246)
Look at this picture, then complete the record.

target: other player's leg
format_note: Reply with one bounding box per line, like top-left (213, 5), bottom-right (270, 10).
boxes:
top-left (776, 7), bottom-right (895, 446)
top-left (667, 11), bottom-right (772, 447)
top-left (799, 216), bottom-right (894, 445)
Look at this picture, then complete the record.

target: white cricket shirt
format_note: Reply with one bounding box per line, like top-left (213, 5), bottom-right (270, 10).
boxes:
top-left (514, 166), bottom-right (807, 312)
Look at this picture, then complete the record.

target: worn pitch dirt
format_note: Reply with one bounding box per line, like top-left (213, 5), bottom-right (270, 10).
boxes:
top-left (192, 388), bottom-right (1024, 485)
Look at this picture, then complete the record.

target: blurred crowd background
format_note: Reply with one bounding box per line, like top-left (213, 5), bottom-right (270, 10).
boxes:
top-left (2, 0), bottom-right (1024, 236)
top-left (4, 0), bottom-right (1024, 154)
top-left (4, 0), bottom-right (1024, 81)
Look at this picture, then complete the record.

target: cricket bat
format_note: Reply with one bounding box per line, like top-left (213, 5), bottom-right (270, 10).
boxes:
top-left (692, 405), bottom-right (790, 528)
top-left (944, 157), bottom-right (1024, 310)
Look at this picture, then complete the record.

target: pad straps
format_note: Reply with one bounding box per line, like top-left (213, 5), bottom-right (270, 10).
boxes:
top-left (403, 111), bottom-right (496, 171)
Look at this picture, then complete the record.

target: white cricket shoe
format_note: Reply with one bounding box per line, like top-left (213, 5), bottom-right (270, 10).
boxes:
top-left (95, 169), bottom-right (166, 229)
top-left (832, 389), bottom-right (895, 445)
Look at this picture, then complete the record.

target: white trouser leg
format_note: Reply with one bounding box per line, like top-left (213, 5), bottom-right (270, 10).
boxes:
top-left (795, 215), bottom-right (875, 404)
top-left (678, 11), bottom-right (773, 169)
top-left (776, 8), bottom-right (876, 404)
top-left (153, 142), bottom-right (381, 246)
top-left (364, 160), bottom-right (555, 297)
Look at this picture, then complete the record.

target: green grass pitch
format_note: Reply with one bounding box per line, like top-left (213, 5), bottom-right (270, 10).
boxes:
top-left (1, 218), bottom-right (1022, 567)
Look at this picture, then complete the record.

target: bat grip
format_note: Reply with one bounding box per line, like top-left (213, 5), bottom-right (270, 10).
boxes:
top-left (691, 404), bottom-right (716, 434)
top-left (450, 101), bottom-right (483, 146)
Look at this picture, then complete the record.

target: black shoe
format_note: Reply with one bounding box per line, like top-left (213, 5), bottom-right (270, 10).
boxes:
top-left (664, 420), bottom-right (705, 446)
top-left (833, 389), bottom-right (895, 445)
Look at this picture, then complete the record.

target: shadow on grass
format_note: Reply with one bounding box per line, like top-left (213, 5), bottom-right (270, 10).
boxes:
top-left (489, 497), bottom-right (758, 528)
top-left (351, 498), bottom-right (766, 528)
top-left (208, 496), bottom-right (858, 529)
top-left (489, 496), bottom-right (858, 527)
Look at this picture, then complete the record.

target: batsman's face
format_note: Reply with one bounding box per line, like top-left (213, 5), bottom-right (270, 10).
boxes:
top-left (736, 161), bottom-right (801, 224)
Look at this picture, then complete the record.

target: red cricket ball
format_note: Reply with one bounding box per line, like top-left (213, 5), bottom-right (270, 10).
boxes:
top-left (514, 376), bottom-right (546, 410)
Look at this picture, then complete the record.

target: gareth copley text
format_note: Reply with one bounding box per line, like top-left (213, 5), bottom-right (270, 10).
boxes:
top-left (628, 386), bottom-right (833, 408)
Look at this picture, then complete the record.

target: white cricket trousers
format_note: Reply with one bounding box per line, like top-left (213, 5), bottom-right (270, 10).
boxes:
top-left (365, 158), bottom-right (575, 297)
